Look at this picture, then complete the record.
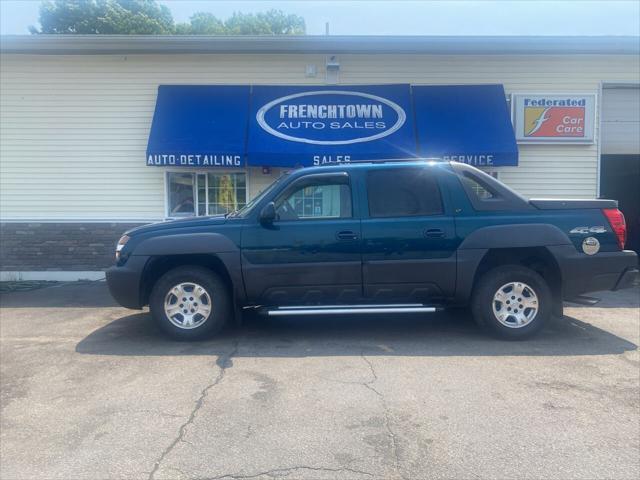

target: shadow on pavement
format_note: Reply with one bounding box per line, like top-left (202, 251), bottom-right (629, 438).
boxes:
top-left (3, 281), bottom-right (636, 309)
top-left (2, 280), bottom-right (636, 357)
top-left (0, 281), bottom-right (116, 308)
top-left (76, 308), bottom-right (638, 358)
top-left (565, 287), bottom-right (639, 309)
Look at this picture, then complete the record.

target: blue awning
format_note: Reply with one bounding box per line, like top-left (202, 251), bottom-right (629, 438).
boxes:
top-left (413, 85), bottom-right (518, 166)
top-left (145, 83), bottom-right (518, 168)
top-left (146, 85), bottom-right (250, 168)
top-left (247, 84), bottom-right (416, 167)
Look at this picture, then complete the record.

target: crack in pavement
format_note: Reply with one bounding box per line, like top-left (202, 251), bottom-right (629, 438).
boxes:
top-left (207, 465), bottom-right (374, 479)
top-left (360, 352), bottom-right (407, 480)
top-left (148, 340), bottom-right (240, 480)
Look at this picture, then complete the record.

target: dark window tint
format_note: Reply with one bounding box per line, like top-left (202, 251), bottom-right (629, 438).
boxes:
top-left (461, 173), bottom-right (498, 200)
top-left (367, 168), bottom-right (443, 217)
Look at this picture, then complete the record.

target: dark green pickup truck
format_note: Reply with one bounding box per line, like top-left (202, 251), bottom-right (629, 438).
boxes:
top-left (106, 160), bottom-right (638, 340)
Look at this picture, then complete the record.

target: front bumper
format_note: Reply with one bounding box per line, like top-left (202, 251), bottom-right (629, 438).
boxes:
top-left (105, 255), bottom-right (149, 309)
top-left (549, 246), bottom-right (639, 298)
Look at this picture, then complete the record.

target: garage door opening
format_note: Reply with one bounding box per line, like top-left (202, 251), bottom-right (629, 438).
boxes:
top-left (600, 86), bottom-right (640, 254)
top-left (600, 155), bottom-right (640, 253)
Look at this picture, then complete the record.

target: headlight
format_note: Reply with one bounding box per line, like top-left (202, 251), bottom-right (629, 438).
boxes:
top-left (115, 235), bottom-right (130, 260)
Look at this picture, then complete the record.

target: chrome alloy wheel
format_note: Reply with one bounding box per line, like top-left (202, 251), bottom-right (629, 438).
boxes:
top-left (164, 282), bottom-right (212, 329)
top-left (491, 281), bottom-right (539, 328)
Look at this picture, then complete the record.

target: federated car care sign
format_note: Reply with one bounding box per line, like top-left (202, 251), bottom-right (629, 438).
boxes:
top-left (513, 94), bottom-right (596, 143)
top-left (248, 85), bottom-right (416, 167)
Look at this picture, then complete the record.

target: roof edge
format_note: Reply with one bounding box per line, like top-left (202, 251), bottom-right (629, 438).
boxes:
top-left (1, 35), bottom-right (639, 55)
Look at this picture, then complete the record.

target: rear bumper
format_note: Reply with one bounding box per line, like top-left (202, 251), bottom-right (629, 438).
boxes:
top-left (105, 255), bottom-right (149, 309)
top-left (549, 246), bottom-right (639, 298)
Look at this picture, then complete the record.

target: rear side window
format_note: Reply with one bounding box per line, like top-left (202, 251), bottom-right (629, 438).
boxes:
top-left (367, 168), bottom-right (443, 218)
top-left (460, 174), bottom-right (497, 200)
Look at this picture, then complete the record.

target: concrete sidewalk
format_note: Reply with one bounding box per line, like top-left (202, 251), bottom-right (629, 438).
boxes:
top-left (1, 283), bottom-right (638, 479)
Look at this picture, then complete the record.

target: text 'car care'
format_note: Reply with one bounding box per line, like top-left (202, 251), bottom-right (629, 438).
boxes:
top-left (524, 97), bottom-right (586, 137)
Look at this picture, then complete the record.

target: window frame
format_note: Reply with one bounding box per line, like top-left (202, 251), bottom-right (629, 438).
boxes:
top-left (164, 169), bottom-right (249, 219)
top-left (272, 172), bottom-right (354, 222)
top-left (165, 171), bottom-right (197, 218)
top-left (449, 162), bottom-right (532, 212)
top-left (365, 167), bottom-right (446, 219)
top-left (457, 170), bottom-right (508, 211)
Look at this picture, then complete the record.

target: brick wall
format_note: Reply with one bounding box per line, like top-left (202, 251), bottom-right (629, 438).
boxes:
top-left (0, 223), bottom-right (144, 271)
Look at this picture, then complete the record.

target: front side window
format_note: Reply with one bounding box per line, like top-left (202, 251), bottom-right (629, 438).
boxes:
top-left (166, 172), bottom-right (246, 217)
top-left (275, 176), bottom-right (352, 221)
top-left (367, 168), bottom-right (443, 218)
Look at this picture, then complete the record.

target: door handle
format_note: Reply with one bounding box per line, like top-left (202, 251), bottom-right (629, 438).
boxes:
top-left (336, 230), bottom-right (358, 241)
top-left (424, 228), bottom-right (445, 238)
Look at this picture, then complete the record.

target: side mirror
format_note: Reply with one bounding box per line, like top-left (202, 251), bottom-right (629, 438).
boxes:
top-left (259, 202), bottom-right (277, 224)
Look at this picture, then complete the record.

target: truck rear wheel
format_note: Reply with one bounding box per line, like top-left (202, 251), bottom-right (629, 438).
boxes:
top-left (471, 265), bottom-right (551, 340)
top-left (149, 266), bottom-right (230, 340)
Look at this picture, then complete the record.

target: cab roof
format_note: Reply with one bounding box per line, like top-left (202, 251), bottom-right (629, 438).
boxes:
top-left (290, 159), bottom-right (452, 176)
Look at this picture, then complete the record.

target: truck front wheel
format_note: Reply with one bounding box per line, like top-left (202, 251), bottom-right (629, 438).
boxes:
top-left (471, 265), bottom-right (551, 340)
top-left (149, 266), bottom-right (230, 340)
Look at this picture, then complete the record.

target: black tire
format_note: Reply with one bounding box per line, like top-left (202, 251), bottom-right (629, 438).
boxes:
top-left (471, 265), bottom-right (551, 340)
top-left (149, 266), bottom-right (231, 340)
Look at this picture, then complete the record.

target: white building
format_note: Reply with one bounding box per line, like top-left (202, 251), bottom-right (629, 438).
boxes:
top-left (1, 35), bottom-right (638, 280)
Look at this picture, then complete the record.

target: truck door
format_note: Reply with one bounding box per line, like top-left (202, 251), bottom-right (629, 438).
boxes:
top-left (361, 166), bottom-right (457, 302)
top-left (241, 172), bottom-right (363, 305)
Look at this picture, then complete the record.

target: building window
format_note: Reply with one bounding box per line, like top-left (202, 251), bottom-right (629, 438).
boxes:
top-left (167, 172), bottom-right (196, 217)
top-left (166, 172), bottom-right (246, 218)
top-left (207, 172), bottom-right (247, 215)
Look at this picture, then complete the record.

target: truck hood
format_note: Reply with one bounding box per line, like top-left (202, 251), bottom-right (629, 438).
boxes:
top-left (125, 215), bottom-right (227, 236)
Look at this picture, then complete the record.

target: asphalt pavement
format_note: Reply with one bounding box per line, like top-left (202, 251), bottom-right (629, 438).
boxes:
top-left (1, 282), bottom-right (638, 480)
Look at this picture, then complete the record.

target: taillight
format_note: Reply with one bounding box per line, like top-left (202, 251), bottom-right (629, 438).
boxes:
top-left (602, 208), bottom-right (626, 250)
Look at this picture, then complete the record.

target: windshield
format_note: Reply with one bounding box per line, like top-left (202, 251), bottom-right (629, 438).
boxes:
top-left (231, 172), bottom-right (290, 218)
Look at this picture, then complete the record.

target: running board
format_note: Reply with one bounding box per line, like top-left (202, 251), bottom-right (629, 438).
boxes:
top-left (266, 304), bottom-right (441, 316)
